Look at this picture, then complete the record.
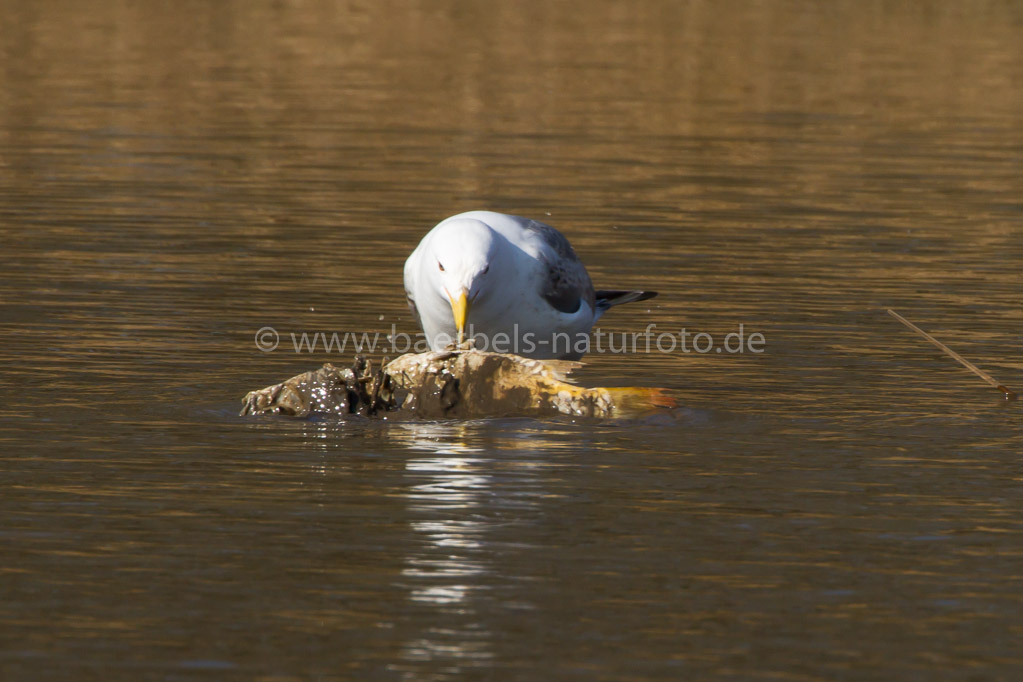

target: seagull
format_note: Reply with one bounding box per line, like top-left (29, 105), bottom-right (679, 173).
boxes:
top-left (403, 211), bottom-right (657, 360)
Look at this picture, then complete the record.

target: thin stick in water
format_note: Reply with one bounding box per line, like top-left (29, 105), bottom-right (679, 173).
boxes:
top-left (887, 309), bottom-right (1017, 400)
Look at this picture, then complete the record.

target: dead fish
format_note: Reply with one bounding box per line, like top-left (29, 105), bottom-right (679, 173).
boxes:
top-left (242, 349), bottom-right (674, 420)
top-left (385, 349), bottom-right (675, 419)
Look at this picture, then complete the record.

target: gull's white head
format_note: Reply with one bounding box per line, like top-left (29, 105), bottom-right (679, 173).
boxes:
top-left (425, 218), bottom-right (499, 343)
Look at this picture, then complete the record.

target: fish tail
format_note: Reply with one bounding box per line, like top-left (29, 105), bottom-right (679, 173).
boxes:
top-left (603, 387), bottom-right (677, 414)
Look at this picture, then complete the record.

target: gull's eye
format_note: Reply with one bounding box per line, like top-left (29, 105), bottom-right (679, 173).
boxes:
top-left (481, 265), bottom-right (489, 275)
top-left (438, 262), bottom-right (445, 272)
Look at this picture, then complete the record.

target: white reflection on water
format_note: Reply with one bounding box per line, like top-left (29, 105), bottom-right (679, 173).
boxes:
top-left (400, 427), bottom-right (490, 607)
top-left (405, 457), bottom-right (491, 505)
top-left (393, 423), bottom-right (499, 670)
top-left (410, 520), bottom-right (483, 550)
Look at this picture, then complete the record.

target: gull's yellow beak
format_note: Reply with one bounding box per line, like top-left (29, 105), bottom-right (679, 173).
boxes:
top-left (447, 289), bottom-right (470, 343)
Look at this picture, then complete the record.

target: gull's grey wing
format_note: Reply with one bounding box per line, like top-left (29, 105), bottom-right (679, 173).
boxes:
top-left (521, 219), bottom-right (595, 315)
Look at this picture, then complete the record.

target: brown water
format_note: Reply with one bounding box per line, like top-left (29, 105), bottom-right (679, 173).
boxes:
top-left (2, 1), bottom-right (1022, 680)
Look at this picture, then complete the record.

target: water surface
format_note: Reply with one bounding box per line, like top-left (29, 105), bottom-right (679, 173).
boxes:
top-left (2, 1), bottom-right (1021, 680)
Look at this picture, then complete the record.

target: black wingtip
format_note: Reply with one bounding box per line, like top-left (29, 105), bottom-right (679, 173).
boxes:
top-left (595, 290), bottom-right (659, 310)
